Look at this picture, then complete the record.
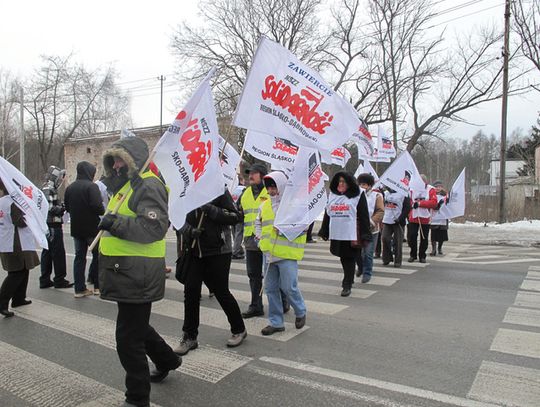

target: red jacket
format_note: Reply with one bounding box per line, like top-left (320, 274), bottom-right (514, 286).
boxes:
top-left (408, 185), bottom-right (438, 224)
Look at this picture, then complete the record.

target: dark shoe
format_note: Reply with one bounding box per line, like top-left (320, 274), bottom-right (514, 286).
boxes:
top-left (355, 268), bottom-right (363, 277)
top-left (227, 331), bottom-right (247, 347)
top-left (242, 308), bottom-right (264, 318)
top-left (340, 288), bottom-right (351, 297)
top-left (438, 250), bottom-right (443, 255)
top-left (374, 253), bottom-right (381, 259)
top-left (54, 280), bottom-right (74, 289)
top-left (11, 299), bottom-right (32, 307)
top-left (282, 303), bottom-right (290, 314)
top-left (382, 261), bottom-right (390, 266)
top-left (39, 281), bottom-right (54, 289)
top-left (407, 257), bottom-right (416, 263)
top-left (261, 325), bottom-right (285, 336)
top-left (419, 258), bottom-right (426, 263)
top-left (394, 263), bottom-right (402, 268)
top-left (232, 254), bottom-right (245, 260)
top-left (173, 337), bottom-right (198, 356)
top-left (295, 314), bottom-right (306, 329)
top-left (150, 356), bottom-right (182, 383)
top-left (306, 239), bottom-right (317, 243)
top-left (1, 309), bottom-right (14, 318)
top-left (429, 250), bottom-right (436, 256)
top-left (361, 274), bottom-right (371, 284)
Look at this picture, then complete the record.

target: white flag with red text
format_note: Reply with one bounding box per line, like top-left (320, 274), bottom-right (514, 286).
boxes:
top-left (378, 151), bottom-right (423, 197)
top-left (233, 37), bottom-right (361, 153)
top-left (321, 146), bottom-right (351, 168)
top-left (243, 130), bottom-right (299, 173)
top-left (274, 146), bottom-right (327, 241)
top-left (351, 118), bottom-right (375, 159)
top-left (153, 68), bottom-right (225, 229)
top-left (377, 127), bottom-right (396, 158)
top-left (438, 168), bottom-right (466, 219)
top-left (0, 156), bottom-right (49, 249)
top-left (218, 136), bottom-right (241, 189)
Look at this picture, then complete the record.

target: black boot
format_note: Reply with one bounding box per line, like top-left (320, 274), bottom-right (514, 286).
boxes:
top-left (429, 243), bottom-right (436, 256)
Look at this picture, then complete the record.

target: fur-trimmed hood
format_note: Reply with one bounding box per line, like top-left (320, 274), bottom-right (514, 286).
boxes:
top-left (329, 171), bottom-right (360, 198)
top-left (102, 137), bottom-right (149, 178)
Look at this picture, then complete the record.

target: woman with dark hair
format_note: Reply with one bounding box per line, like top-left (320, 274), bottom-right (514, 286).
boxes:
top-left (430, 181), bottom-right (449, 256)
top-left (318, 171), bottom-right (372, 297)
top-left (0, 181), bottom-right (40, 318)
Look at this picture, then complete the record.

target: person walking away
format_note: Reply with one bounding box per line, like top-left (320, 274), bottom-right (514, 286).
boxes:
top-left (39, 166), bottom-right (72, 289)
top-left (98, 136), bottom-right (181, 407)
top-left (174, 190), bottom-right (247, 355)
top-left (407, 174), bottom-right (438, 263)
top-left (356, 173), bottom-right (384, 283)
top-left (256, 171), bottom-right (307, 335)
top-left (430, 180), bottom-right (449, 256)
top-left (231, 180), bottom-right (246, 260)
top-left (0, 181), bottom-right (40, 318)
top-left (381, 187), bottom-right (411, 268)
top-left (64, 161), bottom-right (105, 298)
top-left (318, 171), bottom-right (371, 297)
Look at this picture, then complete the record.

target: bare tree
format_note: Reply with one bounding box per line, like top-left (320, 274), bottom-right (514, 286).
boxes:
top-left (0, 69), bottom-right (19, 160)
top-left (512, 0), bottom-right (540, 92)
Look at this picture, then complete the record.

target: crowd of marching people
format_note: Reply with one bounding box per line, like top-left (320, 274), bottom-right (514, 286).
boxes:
top-left (0, 135), bottom-right (453, 407)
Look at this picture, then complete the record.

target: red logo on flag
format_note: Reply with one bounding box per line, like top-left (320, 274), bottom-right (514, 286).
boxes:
top-left (331, 148), bottom-right (345, 159)
top-left (273, 138), bottom-right (299, 155)
top-left (180, 118), bottom-right (212, 182)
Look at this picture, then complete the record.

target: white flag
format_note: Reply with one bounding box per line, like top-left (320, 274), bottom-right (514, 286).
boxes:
top-left (243, 130), bottom-right (299, 173)
top-left (153, 68), bottom-right (225, 229)
top-left (379, 151), bottom-right (424, 197)
top-left (377, 127), bottom-right (396, 158)
top-left (233, 37), bottom-right (361, 152)
top-left (0, 156), bottom-right (49, 249)
top-left (351, 118), bottom-right (375, 159)
top-left (218, 136), bottom-right (241, 188)
top-left (321, 146), bottom-right (351, 168)
top-left (354, 163), bottom-right (365, 178)
top-left (439, 168), bottom-right (466, 219)
top-left (355, 159), bottom-right (379, 180)
top-left (274, 146), bottom-right (327, 241)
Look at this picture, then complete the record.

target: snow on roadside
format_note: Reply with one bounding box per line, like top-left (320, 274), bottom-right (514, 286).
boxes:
top-left (449, 219), bottom-right (540, 247)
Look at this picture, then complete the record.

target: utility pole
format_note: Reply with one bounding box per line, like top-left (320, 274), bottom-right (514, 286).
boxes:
top-left (19, 87), bottom-right (25, 175)
top-left (157, 75), bottom-right (166, 134)
top-left (498, 0), bottom-right (511, 224)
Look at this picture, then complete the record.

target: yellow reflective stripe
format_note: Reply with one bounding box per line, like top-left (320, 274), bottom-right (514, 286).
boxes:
top-left (271, 236), bottom-right (305, 249)
top-left (243, 209), bottom-right (258, 214)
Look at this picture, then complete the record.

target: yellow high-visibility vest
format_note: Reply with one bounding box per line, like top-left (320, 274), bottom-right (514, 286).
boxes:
top-left (99, 172), bottom-right (166, 258)
top-left (258, 199), bottom-right (306, 261)
top-left (240, 186), bottom-right (269, 237)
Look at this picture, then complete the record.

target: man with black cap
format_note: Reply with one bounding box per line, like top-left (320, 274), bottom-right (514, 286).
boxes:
top-left (238, 163), bottom-right (288, 318)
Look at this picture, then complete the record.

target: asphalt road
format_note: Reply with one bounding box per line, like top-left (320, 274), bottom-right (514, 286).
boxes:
top-left (0, 233), bottom-right (539, 407)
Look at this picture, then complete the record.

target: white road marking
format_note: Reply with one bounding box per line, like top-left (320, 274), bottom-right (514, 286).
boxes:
top-left (164, 279), bottom-right (348, 316)
top-left (530, 265), bottom-right (540, 271)
top-left (227, 273), bottom-right (376, 299)
top-left (521, 279), bottom-right (540, 292)
top-left (526, 271), bottom-right (540, 280)
top-left (503, 307), bottom-right (540, 328)
top-left (0, 340), bottom-right (140, 407)
top-left (259, 357), bottom-right (499, 407)
top-left (490, 328), bottom-right (540, 359)
top-left (17, 298), bottom-right (251, 383)
top-left (468, 360), bottom-right (540, 407)
top-left (454, 255), bottom-right (503, 261)
top-left (514, 291), bottom-right (540, 309)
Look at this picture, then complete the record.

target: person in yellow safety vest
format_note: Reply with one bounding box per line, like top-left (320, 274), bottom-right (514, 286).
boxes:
top-left (254, 171), bottom-right (307, 336)
top-left (238, 163), bottom-right (289, 318)
top-left (97, 136), bottom-right (181, 407)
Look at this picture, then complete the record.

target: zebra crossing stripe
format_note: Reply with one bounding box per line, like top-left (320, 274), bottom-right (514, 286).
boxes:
top-left (164, 279), bottom-right (348, 316)
top-left (503, 307), bottom-right (540, 328)
top-left (526, 271), bottom-right (540, 280)
top-left (521, 279), bottom-right (540, 292)
top-left (15, 299), bottom-right (251, 383)
top-left (468, 360), bottom-right (540, 407)
top-left (0, 340), bottom-right (139, 407)
top-left (514, 291), bottom-right (540, 309)
top-left (490, 328), bottom-right (540, 359)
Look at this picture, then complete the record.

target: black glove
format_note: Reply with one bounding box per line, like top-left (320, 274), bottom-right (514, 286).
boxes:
top-left (413, 202), bottom-right (419, 209)
top-left (98, 214), bottom-right (117, 231)
top-left (437, 199), bottom-right (444, 210)
top-left (190, 227), bottom-right (204, 239)
top-left (130, 174), bottom-right (144, 190)
top-left (445, 195), bottom-right (450, 204)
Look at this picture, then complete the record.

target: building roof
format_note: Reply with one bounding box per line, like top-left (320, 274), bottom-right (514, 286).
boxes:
top-left (65, 124), bottom-right (169, 144)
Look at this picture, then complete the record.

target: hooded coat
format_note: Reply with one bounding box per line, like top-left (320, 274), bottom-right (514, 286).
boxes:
top-left (318, 171), bottom-right (371, 258)
top-left (64, 161), bottom-right (105, 239)
top-left (98, 137), bottom-right (170, 303)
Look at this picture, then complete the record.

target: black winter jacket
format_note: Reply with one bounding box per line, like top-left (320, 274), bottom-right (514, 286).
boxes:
top-left (178, 191), bottom-right (241, 258)
top-left (64, 161), bottom-right (105, 239)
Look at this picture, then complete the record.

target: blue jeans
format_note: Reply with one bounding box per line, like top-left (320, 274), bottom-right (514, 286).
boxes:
top-left (361, 232), bottom-right (377, 277)
top-left (73, 237), bottom-right (99, 292)
top-left (264, 259), bottom-right (306, 328)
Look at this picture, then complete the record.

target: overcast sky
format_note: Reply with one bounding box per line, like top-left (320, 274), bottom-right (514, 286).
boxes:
top-left (1, 0), bottom-right (539, 141)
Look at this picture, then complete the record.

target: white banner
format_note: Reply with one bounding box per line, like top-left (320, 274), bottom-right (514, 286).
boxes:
top-left (233, 37), bottom-right (361, 152)
top-left (274, 146), bottom-right (327, 241)
top-left (0, 156), bottom-right (49, 249)
top-left (243, 130), bottom-right (299, 173)
top-left (372, 147), bottom-right (391, 162)
top-left (355, 159), bottom-right (379, 180)
top-left (351, 118), bottom-right (375, 159)
top-left (379, 151), bottom-right (424, 197)
top-left (153, 68), bottom-right (225, 229)
top-left (377, 127), bottom-right (396, 158)
top-left (439, 168), bottom-right (466, 219)
top-left (218, 136), bottom-right (241, 188)
top-left (321, 146), bottom-right (351, 168)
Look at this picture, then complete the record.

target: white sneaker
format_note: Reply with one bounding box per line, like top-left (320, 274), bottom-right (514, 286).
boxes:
top-left (93, 288), bottom-right (100, 296)
top-left (74, 289), bottom-right (93, 298)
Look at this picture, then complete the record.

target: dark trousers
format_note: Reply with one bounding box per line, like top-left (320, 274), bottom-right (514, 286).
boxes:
top-left (116, 302), bottom-right (178, 407)
top-left (382, 223), bottom-right (404, 265)
top-left (73, 237), bottom-right (99, 292)
top-left (374, 230), bottom-right (382, 257)
top-left (183, 253), bottom-right (245, 339)
top-left (407, 222), bottom-right (430, 260)
top-left (0, 269), bottom-right (29, 309)
top-left (40, 226), bottom-right (67, 285)
top-left (232, 223), bottom-right (244, 257)
top-left (340, 256), bottom-right (356, 289)
top-left (306, 222), bottom-right (315, 241)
